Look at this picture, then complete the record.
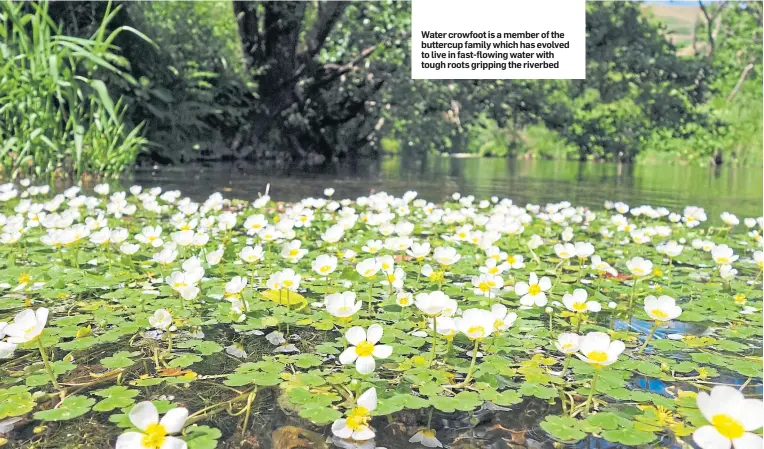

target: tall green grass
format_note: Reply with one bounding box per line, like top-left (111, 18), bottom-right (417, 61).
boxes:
top-left (0, 0), bottom-right (147, 180)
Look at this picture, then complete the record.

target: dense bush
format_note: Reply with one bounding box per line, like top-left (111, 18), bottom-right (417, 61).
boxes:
top-left (0, 1), bottom-right (146, 179)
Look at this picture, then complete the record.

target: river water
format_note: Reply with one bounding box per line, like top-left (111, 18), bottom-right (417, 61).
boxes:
top-left (130, 157), bottom-right (763, 221)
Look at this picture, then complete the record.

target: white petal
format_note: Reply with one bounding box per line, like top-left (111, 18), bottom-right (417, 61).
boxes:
top-left (372, 344), bottom-right (393, 358)
top-left (356, 356), bottom-right (376, 374)
top-left (345, 326), bottom-right (366, 346)
top-left (35, 308), bottom-right (49, 328)
top-left (339, 347), bottom-right (359, 365)
top-left (357, 388), bottom-right (377, 411)
top-left (733, 433), bottom-right (763, 449)
top-left (13, 309), bottom-right (36, 328)
top-left (128, 401), bottom-right (159, 431)
top-left (539, 277), bottom-right (552, 290)
top-left (160, 436), bottom-right (188, 449)
top-left (332, 420), bottom-right (353, 439)
top-left (115, 431), bottom-right (145, 449)
top-left (353, 427), bottom-right (375, 441)
top-left (515, 282), bottom-right (529, 295)
top-left (693, 426), bottom-right (732, 449)
top-left (159, 407), bottom-right (188, 434)
top-left (711, 385), bottom-right (746, 418)
top-left (738, 399), bottom-right (764, 431)
top-left (697, 392), bottom-right (714, 422)
top-left (366, 324), bottom-right (383, 344)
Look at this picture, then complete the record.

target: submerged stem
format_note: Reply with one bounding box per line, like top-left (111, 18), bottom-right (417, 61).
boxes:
top-left (37, 338), bottom-right (60, 390)
top-left (637, 321), bottom-right (660, 354)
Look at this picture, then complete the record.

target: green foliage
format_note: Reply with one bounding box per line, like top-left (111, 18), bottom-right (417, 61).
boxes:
top-left (0, 0), bottom-right (146, 179)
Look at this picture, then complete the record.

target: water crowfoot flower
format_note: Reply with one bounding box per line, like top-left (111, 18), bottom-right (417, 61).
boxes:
top-left (692, 385), bottom-right (762, 449)
top-left (638, 296), bottom-right (681, 354)
top-left (116, 401), bottom-right (189, 449)
top-left (409, 429), bottom-right (443, 447)
top-left (332, 388), bottom-right (377, 441)
top-left (339, 324), bottom-right (392, 374)
top-left (576, 332), bottom-right (625, 414)
top-left (515, 272), bottom-right (552, 307)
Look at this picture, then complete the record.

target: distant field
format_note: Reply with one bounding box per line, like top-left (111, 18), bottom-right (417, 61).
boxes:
top-left (641, 3), bottom-right (703, 54)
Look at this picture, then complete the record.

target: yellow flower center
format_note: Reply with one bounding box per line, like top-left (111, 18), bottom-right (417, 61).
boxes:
top-left (734, 294), bottom-right (747, 305)
top-left (467, 325), bottom-right (485, 339)
top-left (346, 407), bottom-right (370, 431)
top-left (289, 249), bottom-right (299, 257)
top-left (632, 268), bottom-right (644, 275)
top-left (141, 423), bottom-right (167, 449)
top-left (586, 351), bottom-right (609, 363)
top-left (651, 309), bottom-right (669, 320)
top-left (529, 284), bottom-right (541, 295)
top-left (320, 266), bottom-right (331, 273)
top-left (355, 341), bottom-right (375, 357)
top-left (712, 414), bottom-right (745, 439)
top-left (421, 429), bottom-right (436, 437)
top-left (180, 224), bottom-right (191, 231)
top-left (572, 302), bottom-right (588, 312)
top-left (562, 343), bottom-right (573, 349)
top-left (488, 267), bottom-right (498, 274)
top-left (18, 273), bottom-right (31, 284)
top-left (399, 297), bottom-right (410, 305)
top-left (282, 280), bottom-right (293, 287)
top-left (493, 319), bottom-right (504, 330)
top-left (716, 257), bottom-right (729, 264)
top-left (507, 256), bottom-right (516, 264)
top-left (478, 282), bottom-right (490, 292)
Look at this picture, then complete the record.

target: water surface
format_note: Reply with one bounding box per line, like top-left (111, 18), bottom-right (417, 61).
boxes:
top-left (130, 157), bottom-right (763, 221)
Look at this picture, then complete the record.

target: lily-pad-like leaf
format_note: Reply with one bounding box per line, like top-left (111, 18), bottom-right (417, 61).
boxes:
top-left (33, 395), bottom-right (95, 421)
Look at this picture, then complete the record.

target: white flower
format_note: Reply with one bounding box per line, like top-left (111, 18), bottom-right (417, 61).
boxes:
top-left (396, 291), bottom-right (414, 308)
top-left (153, 247), bottom-right (177, 265)
top-left (281, 240), bottom-right (308, 263)
top-left (325, 292), bottom-right (362, 319)
top-left (115, 401), bottom-right (188, 449)
top-left (339, 325), bottom-right (392, 374)
top-left (505, 254), bottom-right (525, 269)
top-left (120, 242), bottom-right (140, 255)
top-left (206, 248), bottom-right (224, 266)
top-left (4, 307), bottom-right (48, 343)
top-left (754, 251), bottom-right (763, 271)
top-left (312, 254), bottom-right (338, 277)
top-left (454, 308), bottom-right (495, 340)
top-left (362, 240), bottom-right (383, 254)
top-left (626, 257), bottom-right (653, 277)
top-left (693, 385), bottom-right (762, 449)
top-left (324, 188), bottom-right (335, 197)
top-left (555, 333), bottom-right (580, 354)
top-left (225, 277), bottom-right (248, 296)
top-left (720, 264), bottom-right (738, 280)
top-left (471, 274), bottom-right (503, 297)
top-left (527, 234), bottom-right (543, 249)
top-left (331, 388), bottom-right (377, 441)
top-left (515, 272), bottom-right (552, 307)
top-left (433, 246), bottom-right (460, 266)
top-left (590, 256), bottom-right (617, 276)
top-left (658, 240), bottom-right (683, 258)
top-left (720, 212), bottom-right (739, 227)
top-left (712, 245), bottom-right (739, 265)
top-left (574, 242), bottom-right (595, 258)
top-left (409, 429), bottom-right (442, 447)
top-left (148, 309), bottom-right (173, 331)
top-left (644, 295), bottom-right (682, 321)
top-left (562, 289), bottom-right (601, 313)
top-left (239, 246), bottom-right (264, 264)
top-left (415, 291), bottom-right (449, 316)
top-left (0, 322), bottom-right (17, 358)
top-left (407, 242), bottom-right (431, 260)
top-left (576, 332), bottom-right (624, 367)
top-left (490, 304), bottom-right (517, 332)
top-left (554, 243), bottom-right (575, 259)
top-left (356, 258), bottom-right (381, 279)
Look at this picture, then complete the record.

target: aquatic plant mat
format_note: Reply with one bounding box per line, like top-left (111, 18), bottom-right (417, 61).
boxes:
top-left (0, 183), bottom-right (761, 449)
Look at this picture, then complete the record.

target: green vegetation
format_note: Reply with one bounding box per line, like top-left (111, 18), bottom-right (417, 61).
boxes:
top-left (0, 1), bottom-right (761, 179)
top-left (0, 184), bottom-right (761, 448)
top-left (0, 1), bottom-right (147, 180)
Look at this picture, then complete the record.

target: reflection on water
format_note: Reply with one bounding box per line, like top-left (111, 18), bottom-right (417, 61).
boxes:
top-left (130, 157), bottom-right (763, 221)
